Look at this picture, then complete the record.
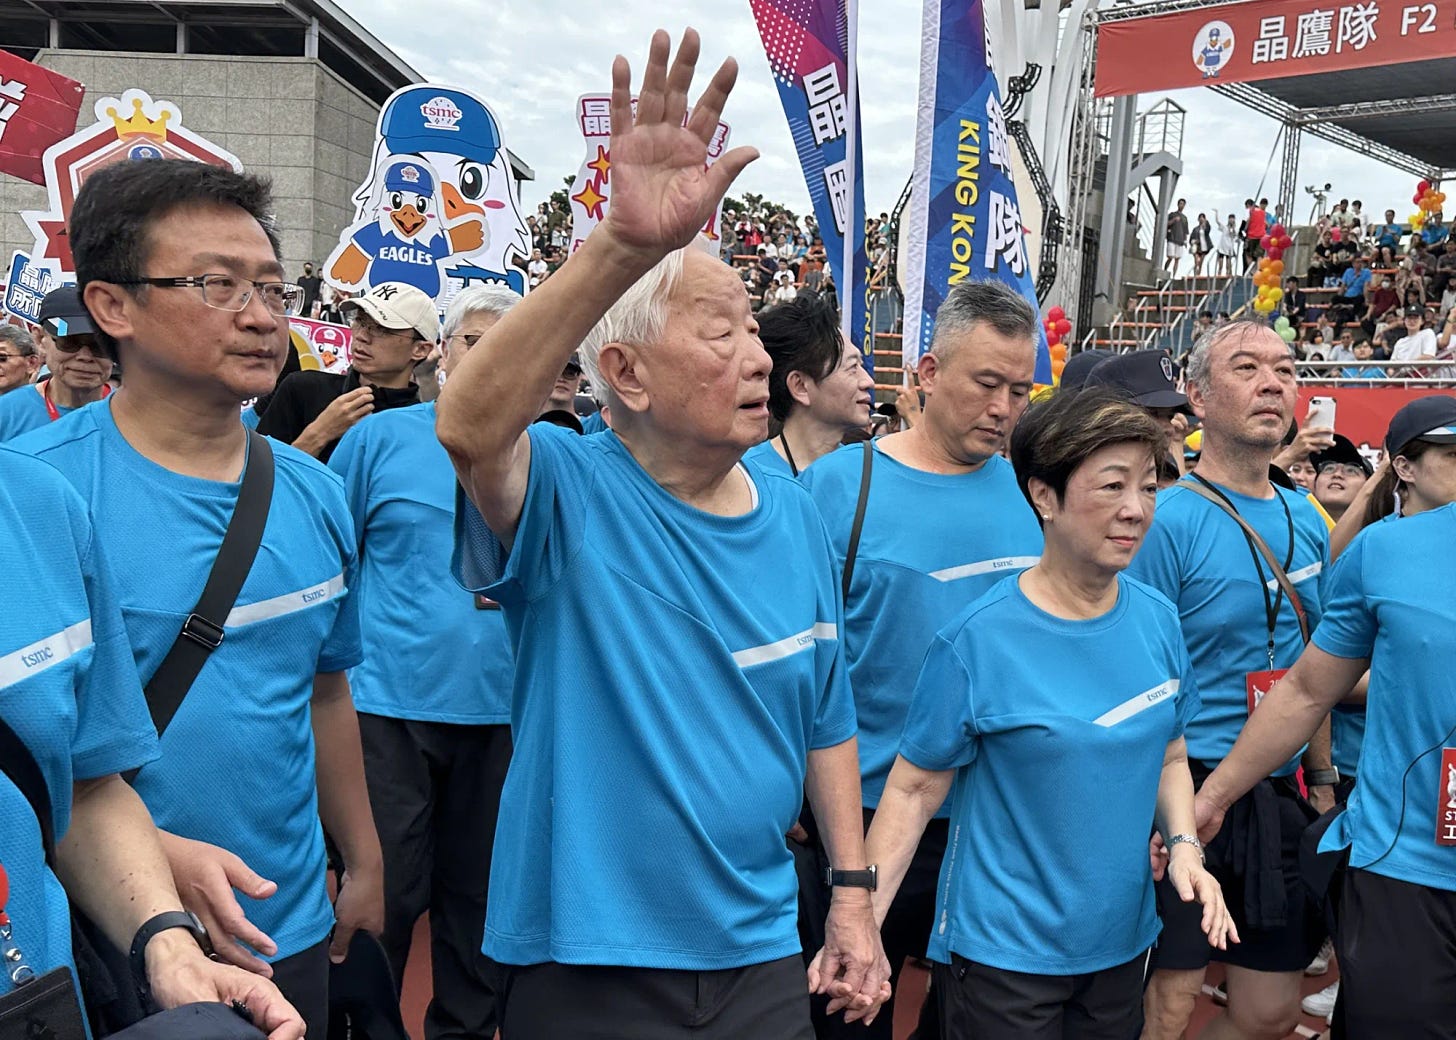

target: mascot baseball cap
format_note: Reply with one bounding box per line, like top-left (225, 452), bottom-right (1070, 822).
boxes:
top-left (383, 159), bottom-right (436, 196)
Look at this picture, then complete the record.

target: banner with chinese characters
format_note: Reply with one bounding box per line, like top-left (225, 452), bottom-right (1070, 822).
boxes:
top-left (749, 0), bottom-right (870, 368)
top-left (1095, 0), bottom-right (1456, 97)
top-left (900, 0), bottom-right (1050, 378)
top-left (3, 250), bottom-right (60, 324)
top-left (0, 50), bottom-right (85, 186)
top-left (567, 94), bottom-right (731, 254)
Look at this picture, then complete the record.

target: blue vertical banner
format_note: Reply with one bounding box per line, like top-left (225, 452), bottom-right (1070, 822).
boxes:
top-left (900, 0), bottom-right (1051, 382)
top-left (749, 0), bottom-right (871, 372)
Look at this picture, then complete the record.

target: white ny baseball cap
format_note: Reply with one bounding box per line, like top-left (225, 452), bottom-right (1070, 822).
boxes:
top-left (340, 282), bottom-right (441, 343)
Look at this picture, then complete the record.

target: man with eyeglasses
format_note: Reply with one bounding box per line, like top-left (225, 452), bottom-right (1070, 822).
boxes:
top-left (0, 287), bottom-right (113, 440)
top-left (258, 280), bottom-right (438, 463)
top-left (13, 158), bottom-right (383, 1037)
top-left (544, 353), bottom-right (583, 415)
top-left (0, 324), bottom-right (40, 393)
top-left (328, 283), bottom-right (521, 1040)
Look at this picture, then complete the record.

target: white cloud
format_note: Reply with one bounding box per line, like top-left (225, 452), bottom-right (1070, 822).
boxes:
top-left (344, 0), bottom-right (1422, 228)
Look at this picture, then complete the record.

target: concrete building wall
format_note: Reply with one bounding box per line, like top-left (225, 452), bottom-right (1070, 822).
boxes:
top-left (0, 51), bottom-right (381, 279)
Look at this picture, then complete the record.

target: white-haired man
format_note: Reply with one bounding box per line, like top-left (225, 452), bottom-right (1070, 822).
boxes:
top-left (1131, 320), bottom-right (1336, 1040)
top-left (435, 29), bottom-right (888, 1038)
top-left (328, 284), bottom-right (521, 1039)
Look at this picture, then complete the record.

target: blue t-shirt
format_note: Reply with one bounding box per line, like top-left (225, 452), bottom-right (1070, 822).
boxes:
top-left (1422, 225), bottom-right (1449, 247)
top-left (1375, 222), bottom-right (1403, 248)
top-left (803, 444), bottom-right (1042, 810)
top-left (1315, 505), bottom-right (1456, 892)
top-left (1340, 267), bottom-right (1372, 298)
top-left (329, 403), bottom-right (512, 724)
top-left (350, 223), bottom-right (448, 298)
top-left (1128, 480), bottom-right (1328, 774)
top-left (0, 447), bottom-right (157, 997)
top-left (743, 438), bottom-right (797, 478)
top-left (1330, 510), bottom-right (1399, 778)
top-left (14, 400), bottom-right (363, 960)
top-left (901, 574), bottom-right (1199, 974)
top-left (0, 383), bottom-right (77, 442)
top-left (580, 411), bottom-right (608, 436)
top-left (452, 425), bottom-right (856, 969)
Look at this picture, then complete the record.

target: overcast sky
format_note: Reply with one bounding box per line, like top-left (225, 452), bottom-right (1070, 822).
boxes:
top-left (343, 0), bottom-right (1419, 230)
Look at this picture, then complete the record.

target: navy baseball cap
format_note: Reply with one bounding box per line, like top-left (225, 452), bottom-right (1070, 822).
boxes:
top-left (380, 86), bottom-right (502, 165)
top-left (1085, 350), bottom-right (1189, 410)
top-left (1311, 433), bottom-right (1372, 477)
top-left (1386, 395), bottom-right (1456, 454)
top-left (37, 285), bottom-right (98, 338)
top-left (383, 159), bottom-right (435, 195)
top-left (1059, 349), bottom-right (1112, 390)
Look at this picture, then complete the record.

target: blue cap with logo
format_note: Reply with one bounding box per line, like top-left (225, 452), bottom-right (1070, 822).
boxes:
top-left (383, 159), bottom-right (435, 195)
top-left (380, 86), bottom-right (502, 165)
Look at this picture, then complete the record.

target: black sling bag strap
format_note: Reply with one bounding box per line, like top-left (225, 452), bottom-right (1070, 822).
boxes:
top-left (141, 430), bottom-right (276, 739)
top-left (0, 715), bottom-right (56, 864)
top-left (841, 439), bottom-right (874, 603)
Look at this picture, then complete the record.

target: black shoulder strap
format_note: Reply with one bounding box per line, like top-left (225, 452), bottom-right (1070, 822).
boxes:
top-left (142, 431), bottom-right (276, 738)
top-left (0, 715), bottom-right (56, 864)
top-left (841, 440), bottom-right (874, 603)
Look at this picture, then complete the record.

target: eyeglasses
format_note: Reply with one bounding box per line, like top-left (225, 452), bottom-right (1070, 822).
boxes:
top-left (350, 313), bottom-right (418, 340)
top-left (448, 331), bottom-right (485, 348)
top-left (0, 352), bottom-right (32, 363)
top-left (115, 274), bottom-right (303, 317)
top-left (1317, 462), bottom-right (1366, 478)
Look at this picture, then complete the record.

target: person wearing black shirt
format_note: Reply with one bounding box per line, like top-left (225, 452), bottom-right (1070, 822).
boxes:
top-left (298, 262), bottom-right (324, 316)
top-left (258, 280), bottom-right (438, 462)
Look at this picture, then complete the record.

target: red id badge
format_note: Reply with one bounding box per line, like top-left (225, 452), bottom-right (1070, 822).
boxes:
top-left (1436, 748), bottom-right (1456, 846)
top-left (474, 593), bottom-right (501, 611)
top-left (1246, 669), bottom-right (1288, 713)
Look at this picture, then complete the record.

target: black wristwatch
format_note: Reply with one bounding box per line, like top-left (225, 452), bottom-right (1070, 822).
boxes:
top-left (1306, 768), bottom-right (1340, 787)
top-left (823, 864), bottom-right (878, 891)
top-left (129, 910), bottom-right (213, 1004)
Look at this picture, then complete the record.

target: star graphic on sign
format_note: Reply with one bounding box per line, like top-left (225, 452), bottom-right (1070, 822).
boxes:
top-left (587, 145), bottom-right (611, 183)
top-left (573, 180), bottom-right (608, 220)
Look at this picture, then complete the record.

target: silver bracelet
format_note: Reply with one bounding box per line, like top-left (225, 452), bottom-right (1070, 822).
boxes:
top-left (1167, 833), bottom-right (1205, 862)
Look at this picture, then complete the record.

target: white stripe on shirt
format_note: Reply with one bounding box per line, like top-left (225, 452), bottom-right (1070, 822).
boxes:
top-left (1265, 561), bottom-right (1322, 591)
top-left (0, 620), bottom-right (93, 690)
top-left (1093, 679), bottom-right (1180, 728)
top-left (733, 622), bottom-right (837, 669)
top-left (225, 574), bottom-right (345, 628)
top-left (928, 556), bottom-right (1040, 583)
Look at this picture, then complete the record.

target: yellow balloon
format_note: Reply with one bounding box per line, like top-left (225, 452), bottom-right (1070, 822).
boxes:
top-left (1269, 288), bottom-right (1284, 302)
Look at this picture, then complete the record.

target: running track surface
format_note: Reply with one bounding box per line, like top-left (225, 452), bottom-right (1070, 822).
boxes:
top-left (397, 917), bottom-right (1340, 1039)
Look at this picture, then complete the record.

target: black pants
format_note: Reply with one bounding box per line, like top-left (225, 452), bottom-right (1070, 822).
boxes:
top-left (814, 809), bottom-right (946, 1040)
top-left (934, 951), bottom-right (1147, 1040)
top-left (1333, 869), bottom-right (1456, 1039)
top-left (270, 938), bottom-right (330, 1040)
top-left (359, 714), bottom-right (512, 1040)
top-left (491, 955), bottom-right (814, 1039)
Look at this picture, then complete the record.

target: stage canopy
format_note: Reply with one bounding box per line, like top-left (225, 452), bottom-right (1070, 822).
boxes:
top-left (1093, 0), bottom-right (1456, 177)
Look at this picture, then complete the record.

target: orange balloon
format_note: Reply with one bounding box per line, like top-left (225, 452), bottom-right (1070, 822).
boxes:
top-left (1050, 343), bottom-right (1068, 362)
top-left (1270, 260), bottom-right (1284, 275)
top-left (1051, 358), bottom-right (1066, 379)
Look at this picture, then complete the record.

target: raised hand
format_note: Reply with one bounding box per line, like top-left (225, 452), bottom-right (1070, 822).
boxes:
top-left (602, 28), bottom-right (758, 259)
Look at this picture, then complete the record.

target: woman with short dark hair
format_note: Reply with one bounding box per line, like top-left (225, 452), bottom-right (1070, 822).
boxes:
top-left (744, 292), bottom-right (874, 477)
top-left (859, 388), bottom-right (1235, 1037)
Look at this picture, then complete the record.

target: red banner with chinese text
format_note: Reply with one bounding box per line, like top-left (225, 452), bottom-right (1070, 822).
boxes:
top-left (1095, 0), bottom-right (1456, 97)
top-left (0, 50), bottom-right (84, 185)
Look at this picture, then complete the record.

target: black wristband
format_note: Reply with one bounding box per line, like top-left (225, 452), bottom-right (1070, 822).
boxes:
top-left (129, 911), bottom-right (211, 1006)
top-left (1306, 768), bottom-right (1340, 787)
top-left (823, 865), bottom-right (878, 891)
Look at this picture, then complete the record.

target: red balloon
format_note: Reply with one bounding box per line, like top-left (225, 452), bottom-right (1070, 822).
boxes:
top-left (1271, 223), bottom-right (1285, 237)
top-left (1260, 235), bottom-right (1272, 250)
top-left (1268, 247), bottom-right (1283, 262)
top-left (1047, 330), bottom-right (1061, 347)
top-left (1056, 318), bottom-right (1072, 335)
top-left (1415, 194), bottom-right (1425, 205)
top-left (1419, 179), bottom-right (1431, 193)
top-left (1048, 305), bottom-right (1066, 322)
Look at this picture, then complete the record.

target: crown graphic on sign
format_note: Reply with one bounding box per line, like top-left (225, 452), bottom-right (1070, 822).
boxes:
top-left (106, 97), bottom-right (171, 141)
top-left (401, 165), bottom-right (420, 183)
top-left (420, 96), bottom-right (463, 132)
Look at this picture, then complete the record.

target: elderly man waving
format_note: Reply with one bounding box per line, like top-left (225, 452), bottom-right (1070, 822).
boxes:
top-left (435, 28), bottom-right (888, 1040)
